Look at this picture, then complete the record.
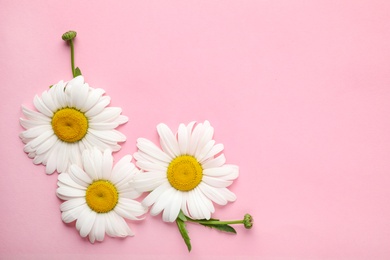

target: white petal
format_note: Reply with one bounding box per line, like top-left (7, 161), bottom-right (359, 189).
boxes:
top-left (198, 183), bottom-right (228, 205)
top-left (73, 82), bottom-right (89, 109)
top-left (218, 187), bottom-right (237, 202)
top-left (91, 213), bottom-right (106, 243)
top-left (68, 143), bottom-right (83, 167)
top-left (203, 166), bottom-right (234, 177)
top-left (193, 187), bottom-right (212, 219)
top-left (45, 141), bottom-right (60, 174)
top-left (54, 82), bottom-right (67, 108)
top-left (80, 88), bottom-right (105, 112)
top-left (134, 151), bottom-right (169, 168)
top-left (58, 173), bottom-right (87, 190)
top-left (142, 182), bottom-right (171, 207)
top-left (136, 138), bottom-right (172, 162)
top-left (60, 197), bottom-right (86, 212)
top-left (105, 212), bottom-right (116, 237)
top-left (84, 96), bottom-right (111, 117)
top-left (68, 75), bottom-right (84, 86)
top-left (221, 164), bottom-right (239, 180)
top-left (89, 122), bottom-right (119, 130)
top-left (115, 115), bottom-right (128, 125)
top-left (187, 189), bottom-right (202, 219)
top-left (22, 125), bottom-right (52, 139)
top-left (185, 121), bottom-right (196, 154)
top-left (69, 165), bottom-right (93, 186)
top-left (41, 90), bottom-right (57, 112)
top-left (33, 95), bottom-right (53, 117)
top-left (195, 187), bottom-right (215, 215)
top-left (164, 189), bottom-right (182, 222)
top-left (180, 192), bottom-right (190, 217)
top-left (132, 171), bottom-right (166, 192)
top-left (202, 176), bottom-right (232, 188)
top-left (195, 140), bottom-right (215, 162)
top-left (157, 123), bottom-right (180, 158)
top-left (188, 122), bottom-right (203, 155)
top-left (79, 210), bottom-right (97, 238)
top-left (61, 204), bottom-right (86, 223)
top-left (90, 148), bottom-right (104, 179)
top-left (201, 154), bottom-right (226, 169)
top-left (136, 160), bottom-right (167, 172)
top-left (89, 107), bottom-right (122, 123)
top-left (111, 163), bottom-right (136, 187)
top-left (21, 105), bottom-right (51, 122)
top-left (151, 187), bottom-right (176, 219)
top-left (35, 134), bottom-right (57, 155)
top-left (194, 123), bottom-right (214, 158)
top-left (199, 143), bottom-right (224, 163)
top-left (120, 190), bottom-right (143, 200)
top-left (56, 142), bottom-right (70, 173)
top-left (111, 155), bottom-right (133, 178)
top-left (115, 198), bottom-right (146, 220)
top-left (88, 129), bottom-right (126, 143)
top-left (102, 149), bottom-right (113, 180)
top-left (177, 124), bottom-right (188, 155)
top-left (32, 152), bottom-right (49, 165)
top-left (82, 149), bottom-right (100, 180)
top-left (107, 212), bottom-right (133, 237)
top-left (20, 117), bottom-right (47, 129)
top-left (57, 186), bottom-right (86, 199)
top-left (25, 130), bottom-right (54, 149)
top-left (83, 134), bottom-right (113, 151)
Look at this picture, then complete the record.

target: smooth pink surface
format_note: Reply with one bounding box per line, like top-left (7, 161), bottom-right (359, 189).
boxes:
top-left (1, 1), bottom-right (390, 259)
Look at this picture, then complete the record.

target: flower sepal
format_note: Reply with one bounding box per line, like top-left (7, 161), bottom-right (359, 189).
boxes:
top-left (74, 67), bottom-right (82, 77)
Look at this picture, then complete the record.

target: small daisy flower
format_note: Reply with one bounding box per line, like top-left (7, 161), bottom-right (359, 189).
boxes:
top-left (133, 120), bottom-right (239, 222)
top-left (19, 75), bottom-right (128, 174)
top-left (56, 148), bottom-right (146, 243)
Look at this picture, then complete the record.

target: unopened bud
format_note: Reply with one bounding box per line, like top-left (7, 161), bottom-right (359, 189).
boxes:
top-left (62, 31), bottom-right (77, 41)
top-left (243, 214), bottom-right (253, 229)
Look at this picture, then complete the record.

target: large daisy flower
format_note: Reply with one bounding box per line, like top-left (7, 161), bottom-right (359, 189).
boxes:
top-left (19, 76), bottom-right (128, 174)
top-left (56, 148), bottom-right (146, 243)
top-left (133, 120), bottom-right (239, 222)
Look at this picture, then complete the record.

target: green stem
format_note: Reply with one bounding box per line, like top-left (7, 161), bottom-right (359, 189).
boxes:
top-left (187, 218), bottom-right (243, 225)
top-left (61, 31), bottom-right (78, 78)
top-left (69, 39), bottom-right (76, 77)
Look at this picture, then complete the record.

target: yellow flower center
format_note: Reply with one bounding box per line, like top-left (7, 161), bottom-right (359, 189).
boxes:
top-left (167, 155), bottom-right (203, 191)
top-left (51, 108), bottom-right (88, 143)
top-left (85, 180), bottom-right (118, 213)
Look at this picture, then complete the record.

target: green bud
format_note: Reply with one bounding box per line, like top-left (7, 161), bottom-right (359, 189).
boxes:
top-left (62, 31), bottom-right (77, 41)
top-left (243, 214), bottom-right (253, 229)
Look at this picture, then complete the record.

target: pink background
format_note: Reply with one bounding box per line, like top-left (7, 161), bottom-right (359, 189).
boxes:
top-left (1, 0), bottom-right (390, 259)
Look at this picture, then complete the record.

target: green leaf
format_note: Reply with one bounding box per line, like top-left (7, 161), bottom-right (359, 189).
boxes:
top-left (176, 218), bottom-right (192, 252)
top-left (178, 210), bottom-right (187, 222)
top-left (200, 223), bottom-right (237, 234)
top-left (74, 67), bottom-right (82, 77)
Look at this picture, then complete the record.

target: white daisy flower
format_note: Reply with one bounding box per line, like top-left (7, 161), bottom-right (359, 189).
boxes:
top-left (56, 148), bottom-right (146, 243)
top-left (19, 75), bottom-right (128, 174)
top-left (133, 120), bottom-right (239, 222)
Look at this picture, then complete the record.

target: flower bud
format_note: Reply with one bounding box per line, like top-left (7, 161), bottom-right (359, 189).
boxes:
top-left (243, 214), bottom-right (253, 229)
top-left (62, 31), bottom-right (77, 41)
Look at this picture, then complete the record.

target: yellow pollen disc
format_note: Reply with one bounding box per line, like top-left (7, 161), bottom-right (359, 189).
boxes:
top-left (51, 108), bottom-right (88, 143)
top-left (85, 180), bottom-right (118, 213)
top-left (167, 155), bottom-right (203, 191)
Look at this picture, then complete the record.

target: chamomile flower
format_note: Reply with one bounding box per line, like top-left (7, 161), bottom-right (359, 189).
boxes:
top-left (56, 148), bottom-right (146, 243)
top-left (133, 120), bottom-right (239, 222)
top-left (19, 75), bottom-right (128, 174)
